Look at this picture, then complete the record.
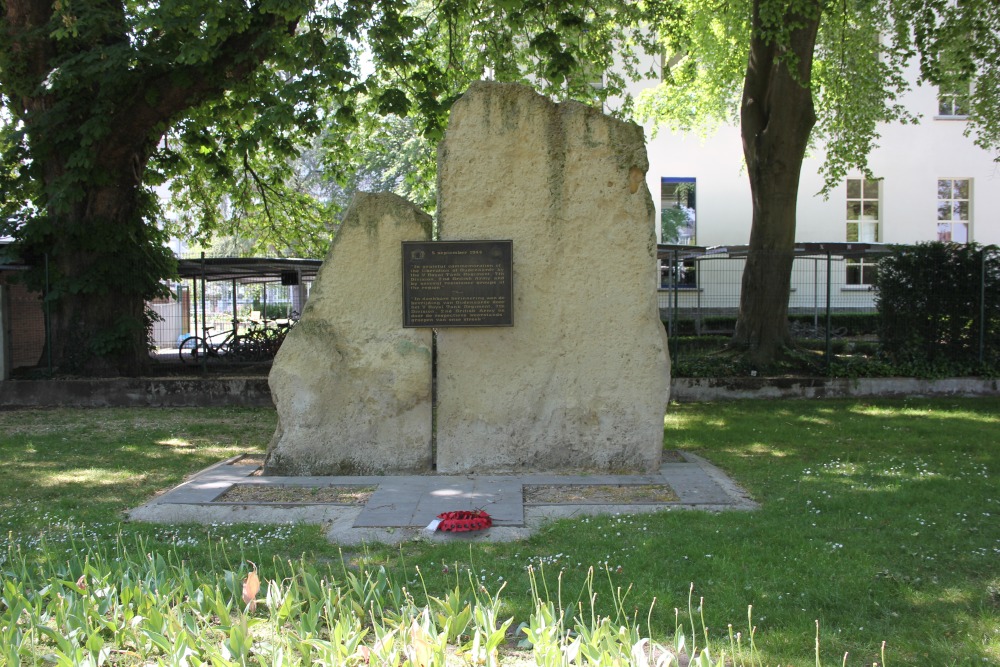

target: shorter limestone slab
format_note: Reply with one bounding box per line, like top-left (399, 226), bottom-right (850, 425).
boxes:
top-left (264, 192), bottom-right (434, 475)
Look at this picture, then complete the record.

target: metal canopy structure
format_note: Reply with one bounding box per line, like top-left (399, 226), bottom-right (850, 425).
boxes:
top-left (657, 242), bottom-right (892, 261)
top-left (709, 242), bottom-right (892, 258)
top-left (175, 257), bottom-right (322, 357)
top-left (176, 256), bottom-right (323, 282)
top-left (656, 241), bottom-right (892, 260)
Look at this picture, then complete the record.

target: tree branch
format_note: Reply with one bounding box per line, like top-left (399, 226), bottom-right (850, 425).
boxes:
top-left (97, 7), bottom-right (299, 169)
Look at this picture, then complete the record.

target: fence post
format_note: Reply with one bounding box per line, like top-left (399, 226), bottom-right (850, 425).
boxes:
top-left (980, 248), bottom-right (987, 365)
top-left (672, 249), bottom-right (679, 359)
top-left (43, 252), bottom-right (52, 376)
top-left (813, 258), bottom-right (819, 329)
top-left (231, 278), bottom-right (238, 334)
top-left (190, 278), bottom-right (198, 348)
top-left (200, 252), bottom-right (207, 370)
top-left (825, 251), bottom-right (832, 371)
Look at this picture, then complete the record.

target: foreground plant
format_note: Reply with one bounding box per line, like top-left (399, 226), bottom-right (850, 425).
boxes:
top-left (0, 534), bottom-right (886, 667)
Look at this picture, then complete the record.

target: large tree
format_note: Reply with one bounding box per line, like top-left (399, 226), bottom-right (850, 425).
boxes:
top-left (639, 0), bottom-right (1000, 368)
top-left (0, 0), bottom-right (657, 375)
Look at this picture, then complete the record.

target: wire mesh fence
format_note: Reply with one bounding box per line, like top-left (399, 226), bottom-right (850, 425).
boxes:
top-left (658, 245), bottom-right (1000, 372)
top-left (1, 252), bottom-right (320, 376)
top-left (874, 244), bottom-right (1000, 369)
top-left (3, 244), bottom-right (998, 377)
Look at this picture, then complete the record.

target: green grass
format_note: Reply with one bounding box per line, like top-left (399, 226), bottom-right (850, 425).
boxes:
top-left (0, 407), bottom-right (331, 564)
top-left (1, 400), bottom-right (998, 665)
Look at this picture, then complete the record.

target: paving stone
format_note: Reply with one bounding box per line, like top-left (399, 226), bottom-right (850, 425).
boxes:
top-left (129, 451), bottom-right (757, 541)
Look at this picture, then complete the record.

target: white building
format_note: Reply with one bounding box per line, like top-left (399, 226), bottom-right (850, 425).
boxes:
top-left (625, 60), bottom-right (999, 318)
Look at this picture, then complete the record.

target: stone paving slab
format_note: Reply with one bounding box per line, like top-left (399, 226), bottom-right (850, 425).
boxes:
top-left (128, 452), bottom-right (757, 544)
top-left (357, 476), bottom-right (523, 528)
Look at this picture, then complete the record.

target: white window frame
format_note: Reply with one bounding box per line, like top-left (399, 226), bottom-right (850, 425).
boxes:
top-left (937, 178), bottom-right (972, 243)
top-left (846, 177), bottom-right (881, 244)
top-left (936, 80), bottom-right (971, 119)
top-left (845, 178), bottom-right (881, 286)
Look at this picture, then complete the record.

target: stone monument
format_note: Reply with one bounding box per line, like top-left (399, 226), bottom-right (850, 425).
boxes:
top-left (264, 192), bottom-right (433, 475)
top-left (264, 81), bottom-right (670, 476)
top-left (434, 81), bottom-right (670, 473)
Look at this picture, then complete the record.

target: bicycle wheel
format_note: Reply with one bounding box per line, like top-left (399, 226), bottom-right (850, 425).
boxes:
top-left (178, 336), bottom-right (205, 364)
top-left (237, 330), bottom-right (268, 362)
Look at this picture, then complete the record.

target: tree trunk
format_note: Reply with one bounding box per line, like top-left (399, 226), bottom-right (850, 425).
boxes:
top-left (3, 0), bottom-right (295, 375)
top-left (41, 151), bottom-right (169, 376)
top-left (732, 0), bottom-right (822, 368)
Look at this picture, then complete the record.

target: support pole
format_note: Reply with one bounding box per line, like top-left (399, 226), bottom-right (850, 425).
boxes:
top-left (190, 280), bottom-right (197, 344)
top-left (825, 251), bottom-right (833, 370)
top-left (200, 252), bottom-right (207, 369)
top-left (813, 258), bottom-right (819, 329)
top-left (672, 249), bottom-right (680, 343)
top-left (44, 253), bottom-right (52, 375)
top-left (980, 248), bottom-right (987, 364)
top-left (231, 278), bottom-right (238, 334)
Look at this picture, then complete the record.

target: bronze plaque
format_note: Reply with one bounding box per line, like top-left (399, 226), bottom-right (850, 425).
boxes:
top-left (402, 241), bottom-right (513, 327)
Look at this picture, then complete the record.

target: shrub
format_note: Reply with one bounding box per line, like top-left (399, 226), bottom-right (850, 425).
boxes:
top-left (875, 242), bottom-right (1000, 366)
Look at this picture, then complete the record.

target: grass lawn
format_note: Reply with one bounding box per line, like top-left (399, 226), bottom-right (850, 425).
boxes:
top-left (1, 399), bottom-right (998, 665)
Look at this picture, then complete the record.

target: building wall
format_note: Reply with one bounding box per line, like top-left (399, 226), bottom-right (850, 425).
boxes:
top-left (632, 61), bottom-right (1000, 247)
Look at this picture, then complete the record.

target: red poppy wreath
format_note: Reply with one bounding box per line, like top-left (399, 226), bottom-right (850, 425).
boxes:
top-left (434, 510), bottom-right (493, 532)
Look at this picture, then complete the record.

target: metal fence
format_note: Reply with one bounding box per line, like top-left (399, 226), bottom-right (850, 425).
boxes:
top-left (1, 253), bottom-right (320, 377)
top-left (660, 253), bottom-right (876, 328)
top-left (3, 244), bottom-right (997, 377)
top-left (657, 243), bottom-right (1000, 370)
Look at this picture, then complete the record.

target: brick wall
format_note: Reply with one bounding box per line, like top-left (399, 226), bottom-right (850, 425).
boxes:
top-left (1, 274), bottom-right (45, 369)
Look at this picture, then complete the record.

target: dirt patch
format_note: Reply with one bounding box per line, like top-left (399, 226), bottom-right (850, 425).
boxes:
top-left (215, 484), bottom-right (376, 504)
top-left (523, 484), bottom-right (679, 504)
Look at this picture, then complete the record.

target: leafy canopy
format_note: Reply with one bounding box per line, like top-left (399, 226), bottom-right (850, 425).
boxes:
top-left (1, 0), bottom-right (668, 259)
top-left (637, 0), bottom-right (1000, 194)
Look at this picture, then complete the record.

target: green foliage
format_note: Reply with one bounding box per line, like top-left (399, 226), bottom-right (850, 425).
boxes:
top-left (664, 303), bottom-right (1000, 377)
top-left (905, 0), bottom-right (1000, 155)
top-left (0, 535), bottom-right (774, 666)
top-left (639, 0), bottom-right (999, 370)
top-left (637, 0), bottom-right (999, 194)
top-left (144, 0), bottom-right (667, 258)
top-left (0, 0), bottom-right (663, 371)
top-left (875, 242), bottom-right (1000, 366)
top-left (11, 200), bottom-right (177, 372)
top-left (638, 0), bottom-right (940, 192)
top-left (637, 0), bottom-right (749, 134)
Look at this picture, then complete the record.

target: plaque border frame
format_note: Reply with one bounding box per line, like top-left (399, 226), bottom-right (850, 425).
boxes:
top-left (401, 240), bottom-right (514, 328)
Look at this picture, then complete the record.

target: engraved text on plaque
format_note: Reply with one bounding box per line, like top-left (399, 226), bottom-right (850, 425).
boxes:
top-left (402, 241), bottom-right (513, 327)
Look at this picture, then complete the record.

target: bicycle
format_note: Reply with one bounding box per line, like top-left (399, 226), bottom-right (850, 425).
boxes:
top-left (178, 316), bottom-right (298, 364)
top-left (178, 326), bottom-right (237, 364)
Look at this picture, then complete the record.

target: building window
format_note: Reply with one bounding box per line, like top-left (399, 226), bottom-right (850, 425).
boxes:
top-left (845, 178), bottom-right (880, 286)
top-left (846, 178), bottom-right (880, 243)
top-left (659, 177), bottom-right (697, 289)
top-left (937, 81), bottom-right (970, 117)
top-left (660, 177), bottom-right (696, 245)
top-left (845, 259), bottom-right (877, 286)
top-left (937, 178), bottom-right (971, 243)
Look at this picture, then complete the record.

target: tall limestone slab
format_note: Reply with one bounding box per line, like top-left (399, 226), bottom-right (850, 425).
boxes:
top-left (264, 192), bottom-right (433, 475)
top-left (435, 81), bottom-right (670, 473)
